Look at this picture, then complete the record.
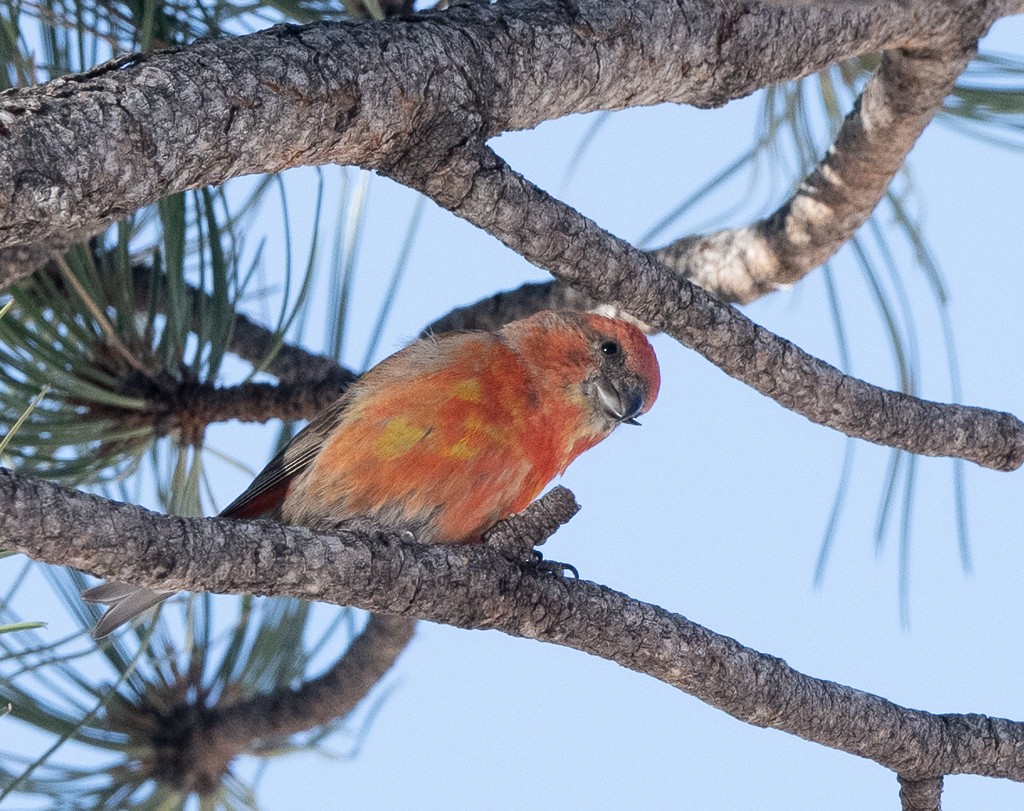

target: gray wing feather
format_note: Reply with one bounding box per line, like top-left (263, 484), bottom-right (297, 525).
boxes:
top-left (83, 585), bottom-right (172, 639)
top-left (81, 582), bottom-right (143, 603)
top-left (218, 394), bottom-right (354, 518)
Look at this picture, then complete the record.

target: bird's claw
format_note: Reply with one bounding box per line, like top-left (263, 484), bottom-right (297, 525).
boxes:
top-left (481, 489), bottom-right (581, 576)
top-left (529, 549), bottom-right (579, 579)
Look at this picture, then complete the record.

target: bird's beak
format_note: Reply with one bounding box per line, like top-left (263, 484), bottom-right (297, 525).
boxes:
top-left (594, 377), bottom-right (646, 426)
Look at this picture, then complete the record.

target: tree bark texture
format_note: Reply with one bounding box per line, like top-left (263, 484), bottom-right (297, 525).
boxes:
top-left (899, 774), bottom-right (944, 811)
top-left (654, 43), bottom-right (979, 304)
top-left (2, 0), bottom-right (1022, 277)
top-left (3, 468), bottom-right (1023, 784)
top-left (114, 612), bottom-right (414, 794)
top-left (397, 144), bottom-right (1024, 470)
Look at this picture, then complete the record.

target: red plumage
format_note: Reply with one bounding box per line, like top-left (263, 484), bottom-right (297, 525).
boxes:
top-left (84, 310), bottom-right (660, 636)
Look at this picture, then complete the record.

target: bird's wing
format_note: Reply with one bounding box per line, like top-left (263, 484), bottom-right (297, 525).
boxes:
top-left (220, 330), bottom-right (470, 520)
top-left (219, 392), bottom-right (355, 519)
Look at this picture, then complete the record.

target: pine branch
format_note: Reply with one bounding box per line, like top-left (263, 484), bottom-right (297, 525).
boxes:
top-left (391, 144), bottom-right (1024, 471)
top-left (143, 379), bottom-right (356, 442)
top-left (3, 0), bottom-right (1023, 283)
top-left (3, 467), bottom-right (1023, 784)
top-left (124, 263), bottom-right (357, 386)
top-left (421, 280), bottom-right (594, 335)
top-left (138, 614), bottom-right (414, 793)
top-left (426, 34), bottom-right (990, 315)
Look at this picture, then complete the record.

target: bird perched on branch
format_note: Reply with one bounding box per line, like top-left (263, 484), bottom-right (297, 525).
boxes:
top-left (83, 310), bottom-right (661, 637)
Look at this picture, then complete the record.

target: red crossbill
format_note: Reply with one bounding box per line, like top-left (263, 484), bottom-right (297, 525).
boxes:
top-left (84, 310), bottom-right (660, 637)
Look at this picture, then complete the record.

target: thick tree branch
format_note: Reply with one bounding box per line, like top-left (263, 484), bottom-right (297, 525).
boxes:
top-left (654, 42), bottom-right (979, 304)
top-left (421, 280), bottom-right (645, 336)
top-left (73, 286), bottom-right (358, 439)
top-left (405, 17), bottom-right (1000, 319)
top-left (122, 267), bottom-right (405, 782)
top-left (144, 379), bottom-right (354, 443)
top-left (388, 144), bottom-right (1024, 470)
top-left (3, 468), bottom-right (1023, 783)
top-left (211, 614), bottom-right (414, 744)
top-left (422, 280), bottom-right (593, 335)
top-left (63, 265), bottom-right (360, 439)
top-left (227, 311), bottom-right (355, 387)
top-left (3, 0), bottom-right (1023, 285)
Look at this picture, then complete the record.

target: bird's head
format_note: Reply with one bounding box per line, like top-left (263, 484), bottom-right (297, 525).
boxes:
top-left (576, 312), bottom-right (660, 432)
top-left (501, 310), bottom-right (661, 439)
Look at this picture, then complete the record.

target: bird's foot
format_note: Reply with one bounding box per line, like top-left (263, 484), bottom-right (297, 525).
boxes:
top-left (528, 549), bottom-right (579, 579)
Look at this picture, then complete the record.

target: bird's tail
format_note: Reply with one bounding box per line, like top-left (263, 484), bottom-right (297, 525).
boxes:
top-left (81, 583), bottom-right (172, 639)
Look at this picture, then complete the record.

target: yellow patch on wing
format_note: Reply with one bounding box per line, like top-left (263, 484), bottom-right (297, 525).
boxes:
top-left (445, 437), bottom-right (478, 461)
top-left (376, 417), bottom-right (431, 461)
top-left (451, 377), bottom-right (483, 403)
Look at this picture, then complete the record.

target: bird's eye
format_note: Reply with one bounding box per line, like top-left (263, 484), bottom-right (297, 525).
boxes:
top-left (600, 340), bottom-right (620, 356)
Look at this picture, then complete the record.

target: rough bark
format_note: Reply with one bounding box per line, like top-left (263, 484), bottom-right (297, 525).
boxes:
top-left (483, 485), bottom-right (580, 561)
top-left (3, 0), bottom-right (1023, 471)
top-left (3, 468), bottom-right (1024, 783)
top-left (151, 379), bottom-right (355, 439)
top-left (209, 614), bottom-right (413, 744)
top-left (898, 775), bottom-right (943, 811)
top-left (3, 0), bottom-right (1023, 283)
top-left (3, 0), bottom-right (1024, 802)
top-left (654, 44), bottom-right (978, 303)
top-left (228, 312), bottom-right (355, 387)
top-left (422, 280), bottom-right (594, 335)
top-left (397, 28), bottom-right (1015, 324)
top-left (394, 144), bottom-right (1024, 471)
top-left (118, 266), bottom-right (404, 785)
